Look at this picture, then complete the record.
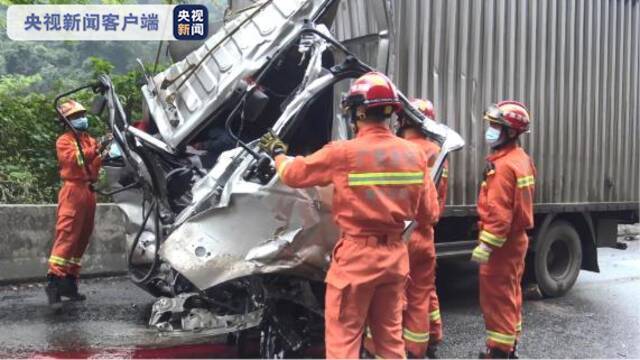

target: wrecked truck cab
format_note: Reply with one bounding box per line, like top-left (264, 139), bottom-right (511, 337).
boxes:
top-left (101, 0), bottom-right (464, 353)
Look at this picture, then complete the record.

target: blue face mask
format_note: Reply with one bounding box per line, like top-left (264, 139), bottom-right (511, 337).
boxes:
top-left (70, 116), bottom-right (89, 130)
top-left (485, 127), bottom-right (501, 144)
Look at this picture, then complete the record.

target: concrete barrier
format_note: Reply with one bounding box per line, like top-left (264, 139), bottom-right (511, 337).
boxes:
top-left (2, 203), bottom-right (637, 285)
top-left (0, 204), bottom-right (127, 283)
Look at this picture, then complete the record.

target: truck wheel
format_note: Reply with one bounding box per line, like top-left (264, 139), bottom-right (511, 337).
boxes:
top-left (534, 220), bottom-right (582, 297)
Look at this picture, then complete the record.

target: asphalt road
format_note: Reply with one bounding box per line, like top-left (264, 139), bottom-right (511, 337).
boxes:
top-left (1, 236), bottom-right (638, 358)
top-left (436, 236), bottom-right (640, 359)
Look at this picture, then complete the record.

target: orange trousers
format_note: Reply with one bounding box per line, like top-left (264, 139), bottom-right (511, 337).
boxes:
top-left (324, 235), bottom-right (409, 359)
top-left (479, 231), bottom-right (527, 353)
top-left (364, 231), bottom-right (441, 358)
top-left (48, 182), bottom-right (96, 277)
top-left (401, 236), bottom-right (436, 357)
top-left (429, 292), bottom-right (443, 345)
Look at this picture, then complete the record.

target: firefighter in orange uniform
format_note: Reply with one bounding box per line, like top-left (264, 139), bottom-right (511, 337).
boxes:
top-left (400, 98), bottom-right (448, 358)
top-left (45, 100), bottom-right (103, 309)
top-left (259, 72), bottom-right (440, 359)
top-left (363, 98), bottom-right (448, 359)
top-left (471, 101), bottom-right (536, 358)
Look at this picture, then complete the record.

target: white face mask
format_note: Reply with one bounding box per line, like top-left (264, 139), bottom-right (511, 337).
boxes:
top-left (485, 127), bottom-right (501, 144)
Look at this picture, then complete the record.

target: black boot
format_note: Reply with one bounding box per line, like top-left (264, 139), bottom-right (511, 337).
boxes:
top-left (360, 347), bottom-right (375, 359)
top-left (426, 344), bottom-right (438, 359)
top-left (60, 275), bottom-right (86, 301)
top-left (509, 341), bottom-right (519, 359)
top-left (479, 347), bottom-right (510, 359)
top-left (45, 274), bottom-right (63, 310)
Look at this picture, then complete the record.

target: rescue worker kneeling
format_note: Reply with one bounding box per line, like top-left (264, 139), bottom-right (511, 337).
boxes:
top-left (259, 72), bottom-right (440, 359)
top-left (472, 101), bottom-right (536, 359)
top-left (45, 100), bottom-right (105, 309)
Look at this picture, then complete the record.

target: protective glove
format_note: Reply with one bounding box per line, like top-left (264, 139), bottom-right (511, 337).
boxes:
top-left (471, 242), bottom-right (493, 264)
top-left (99, 146), bottom-right (110, 160)
top-left (96, 134), bottom-right (113, 157)
top-left (98, 134), bottom-right (113, 149)
top-left (259, 131), bottom-right (288, 157)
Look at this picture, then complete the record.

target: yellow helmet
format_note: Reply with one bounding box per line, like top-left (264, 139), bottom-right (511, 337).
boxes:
top-left (58, 100), bottom-right (86, 119)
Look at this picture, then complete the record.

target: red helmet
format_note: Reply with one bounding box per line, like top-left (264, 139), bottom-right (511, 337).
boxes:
top-left (484, 100), bottom-right (530, 133)
top-left (342, 72), bottom-right (402, 116)
top-left (409, 98), bottom-right (436, 121)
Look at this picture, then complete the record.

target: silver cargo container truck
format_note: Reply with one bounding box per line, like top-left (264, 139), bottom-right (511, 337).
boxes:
top-left (334, 0), bottom-right (640, 297)
top-left (61, 0), bottom-right (635, 354)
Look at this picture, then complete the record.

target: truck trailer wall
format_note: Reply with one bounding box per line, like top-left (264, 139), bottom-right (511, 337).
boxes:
top-left (334, 0), bottom-right (640, 207)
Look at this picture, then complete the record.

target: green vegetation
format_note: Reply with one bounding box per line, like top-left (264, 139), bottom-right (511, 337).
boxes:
top-left (0, 28), bottom-right (163, 203)
top-left (0, 59), bottom-right (160, 204)
top-left (0, 1), bottom-right (227, 203)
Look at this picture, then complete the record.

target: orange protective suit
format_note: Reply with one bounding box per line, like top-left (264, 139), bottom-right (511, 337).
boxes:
top-left (364, 129), bottom-right (448, 357)
top-left (275, 123), bottom-right (440, 359)
top-left (428, 291), bottom-right (443, 345)
top-left (425, 139), bottom-right (446, 348)
top-left (400, 130), bottom-right (448, 356)
top-left (48, 131), bottom-right (101, 278)
top-left (476, 143), bottom-right (535, 353)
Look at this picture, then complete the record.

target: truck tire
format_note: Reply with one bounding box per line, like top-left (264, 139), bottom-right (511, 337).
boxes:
top-left (534, 220), bottom-right (582, 297)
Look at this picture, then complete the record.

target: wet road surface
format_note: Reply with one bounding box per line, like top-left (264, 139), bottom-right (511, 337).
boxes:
top-left (436, 236), bottom-right (640, 359)
top-left (0, 276), bottom-right (234, 358)
top-left (1, 237), bottom-right (638, 358)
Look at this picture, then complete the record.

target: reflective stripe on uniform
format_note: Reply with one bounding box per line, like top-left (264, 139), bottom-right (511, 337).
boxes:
top-left (48, 255), bottom-right (69, 266)
top-left (277, 157), bottom-right (293, 178)
top-left (68, 257), bottom-right (82, 266)
top-left (472, 245), bottom-right (491, 262)
top-left (517, 175), bottom-right (535, 188)
top-left (486, 330), bottom-right (516, 345)
top-left (72, 140), bottom-right (84, 167)
top-left (481, 181), bottom-right (487, 187)
top-left (348, 172), bottom-right (424, 186)
top-left (441, 168), bottom-right (448, 178)
top-left (430, 309), bottom-right (441, 322)
top-left (403, 328), bottom-right (429, 343)
top-left (486, 169), bottom-right (496, 176)
top-left (479, 230), bottom-right (507, 247)
top-left (516, 321), bottom-right (522, 332)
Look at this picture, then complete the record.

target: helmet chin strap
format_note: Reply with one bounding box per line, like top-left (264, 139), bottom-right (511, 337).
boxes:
top-left (349, 107), bottom-right (360, 134)
top-left (351, 106), bottom-right (374, 134)
top-left (490, 127), bottom-right (518, 149)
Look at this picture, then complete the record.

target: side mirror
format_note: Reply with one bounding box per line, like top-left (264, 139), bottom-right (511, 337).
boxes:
top-left (242, 88), bottom-right (269, 124)
top-left (91, 95), bottom-right (107, 116)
